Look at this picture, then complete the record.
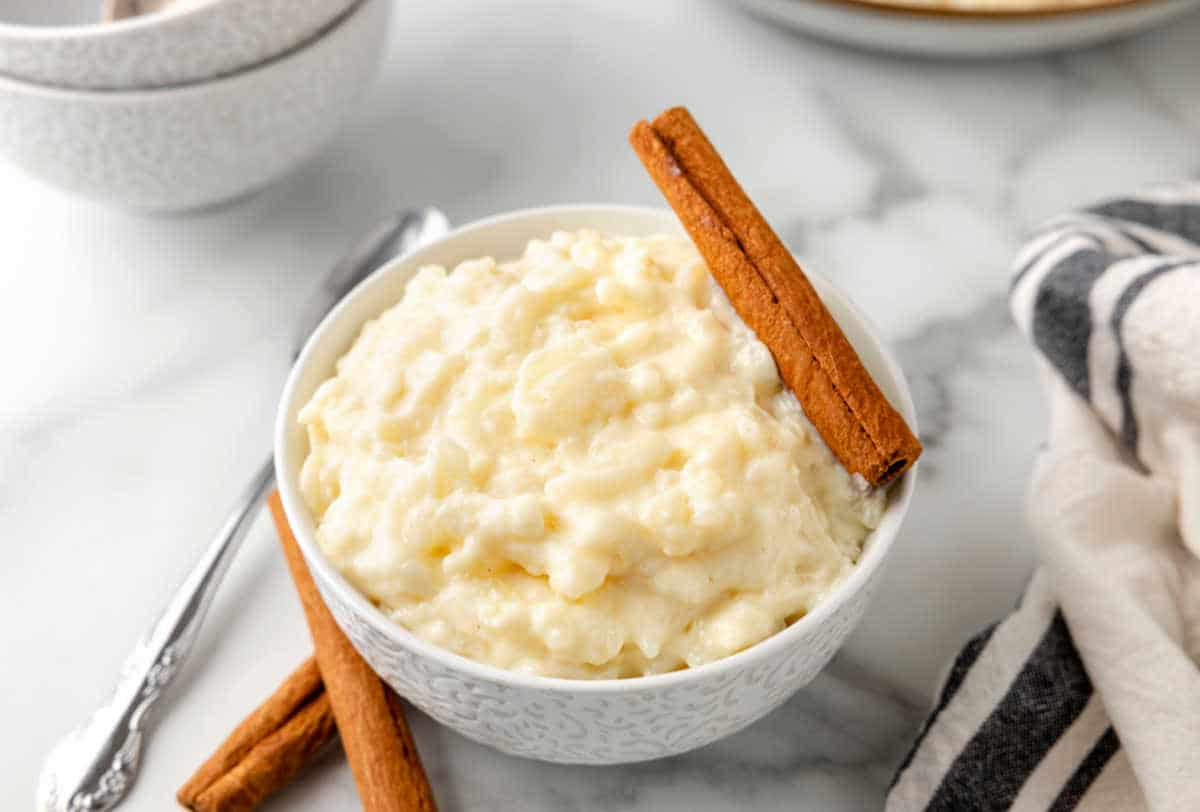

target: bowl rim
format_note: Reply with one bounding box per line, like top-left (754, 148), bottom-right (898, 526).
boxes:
top-left (769, 0), bottom-right (1157, 21)
top-left (0, 0), bottom-right (346, 39)
top-left (0, 0), bottom-right (371, 99)
top-left (275, 203), bottom-right (919, 694)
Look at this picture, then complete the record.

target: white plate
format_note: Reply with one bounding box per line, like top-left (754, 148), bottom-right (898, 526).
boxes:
top-left (733, 0), bottom-right (1200, 56)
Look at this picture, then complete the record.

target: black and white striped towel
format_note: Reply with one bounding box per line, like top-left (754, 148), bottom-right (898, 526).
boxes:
top-left (887, 185), bottom-right (1200, 812)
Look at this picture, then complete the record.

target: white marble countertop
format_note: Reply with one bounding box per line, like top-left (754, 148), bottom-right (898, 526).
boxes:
top-left (4, 1), bottom-right (1199, 809)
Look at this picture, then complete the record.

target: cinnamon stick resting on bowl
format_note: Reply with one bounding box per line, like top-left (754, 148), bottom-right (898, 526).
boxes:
top-left (269, 492), bottom-right (438, 812)
top-left (178, 497), bottom-right (438, 812)
top-left (629, 107), bottom-right (921, 487)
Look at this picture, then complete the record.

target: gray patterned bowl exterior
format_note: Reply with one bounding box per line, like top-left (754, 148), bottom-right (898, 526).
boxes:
top-left (0, 0), bottom-right (386, 212)
top-left (312, 561), bottom-right (882, 763)
top-left (0, 0), bottom-right (360, 90)
top-left (276, 206), bottom-right (918, 765)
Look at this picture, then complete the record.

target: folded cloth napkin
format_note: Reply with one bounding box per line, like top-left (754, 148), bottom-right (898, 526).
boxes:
top-left (887, 185), bottom-right (1200, 812)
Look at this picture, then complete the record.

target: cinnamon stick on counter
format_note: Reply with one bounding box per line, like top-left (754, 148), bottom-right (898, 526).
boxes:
top-left (178, 658), bottom-right (336, 812)
top-left (630, 107), bottom-right (921, 487)
top-left (269, 492), bottom-right (438, 812)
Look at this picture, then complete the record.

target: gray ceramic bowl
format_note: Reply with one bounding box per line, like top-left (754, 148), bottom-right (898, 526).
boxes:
top-left (0, 0), bottom-right (387, 212)
top-left (0, 0), bottom-right (361, 90)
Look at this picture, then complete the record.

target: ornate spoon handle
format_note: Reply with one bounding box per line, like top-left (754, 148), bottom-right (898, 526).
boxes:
top-left (37, 459), bottom-right (276, 812)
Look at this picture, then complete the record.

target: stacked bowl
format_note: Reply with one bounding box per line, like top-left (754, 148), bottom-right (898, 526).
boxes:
top-left (0, 0), bottom-right (390, 211)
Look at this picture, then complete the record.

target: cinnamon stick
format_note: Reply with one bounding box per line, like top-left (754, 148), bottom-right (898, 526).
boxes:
top-left (177, 658), bottom-right (335, 811)
top-left (268, 492), bottom-right (438, 812)
top-left (100, 0), bottom-right (140, 21)
top-left (630, 107), bottom-right (921, 486)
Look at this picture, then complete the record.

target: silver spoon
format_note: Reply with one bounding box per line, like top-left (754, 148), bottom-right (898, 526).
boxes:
top-left (37, 207), bottom-right (452, 812)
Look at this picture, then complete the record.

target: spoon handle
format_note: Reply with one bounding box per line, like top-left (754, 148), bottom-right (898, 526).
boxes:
top-left (37, 459), bottom-right (275, 812)
top-left (35, 206), bottom-right (450, 812)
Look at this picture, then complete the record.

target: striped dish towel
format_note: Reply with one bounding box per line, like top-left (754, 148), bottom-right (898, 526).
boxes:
top-left (887, 186), bottom-right (1200, 811)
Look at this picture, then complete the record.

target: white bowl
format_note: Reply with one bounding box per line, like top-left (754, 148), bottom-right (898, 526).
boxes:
top-left (732, 0), bottom-right (1200, 57)
top-left (0, 0), bottom-right (387, 212)
top-left (275, 205), bottom-right (919, 764)
top-left (0, 0), bottom-right (362, 90)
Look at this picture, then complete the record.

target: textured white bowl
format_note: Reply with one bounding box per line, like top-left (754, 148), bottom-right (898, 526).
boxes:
top-left (0, 0), bottom-right (387, 212)
top-left (0, 0), bottom-right (361, 90)
top-left (275, 205), bottom-right (919, 764)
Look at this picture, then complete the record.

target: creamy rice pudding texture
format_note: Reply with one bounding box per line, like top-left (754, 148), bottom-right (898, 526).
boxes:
top-left (298, 231), bottom-right (884, 679)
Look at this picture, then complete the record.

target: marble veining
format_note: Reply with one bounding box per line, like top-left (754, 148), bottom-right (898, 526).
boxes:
top-left (3, 0), bottom-right (1199, 808)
